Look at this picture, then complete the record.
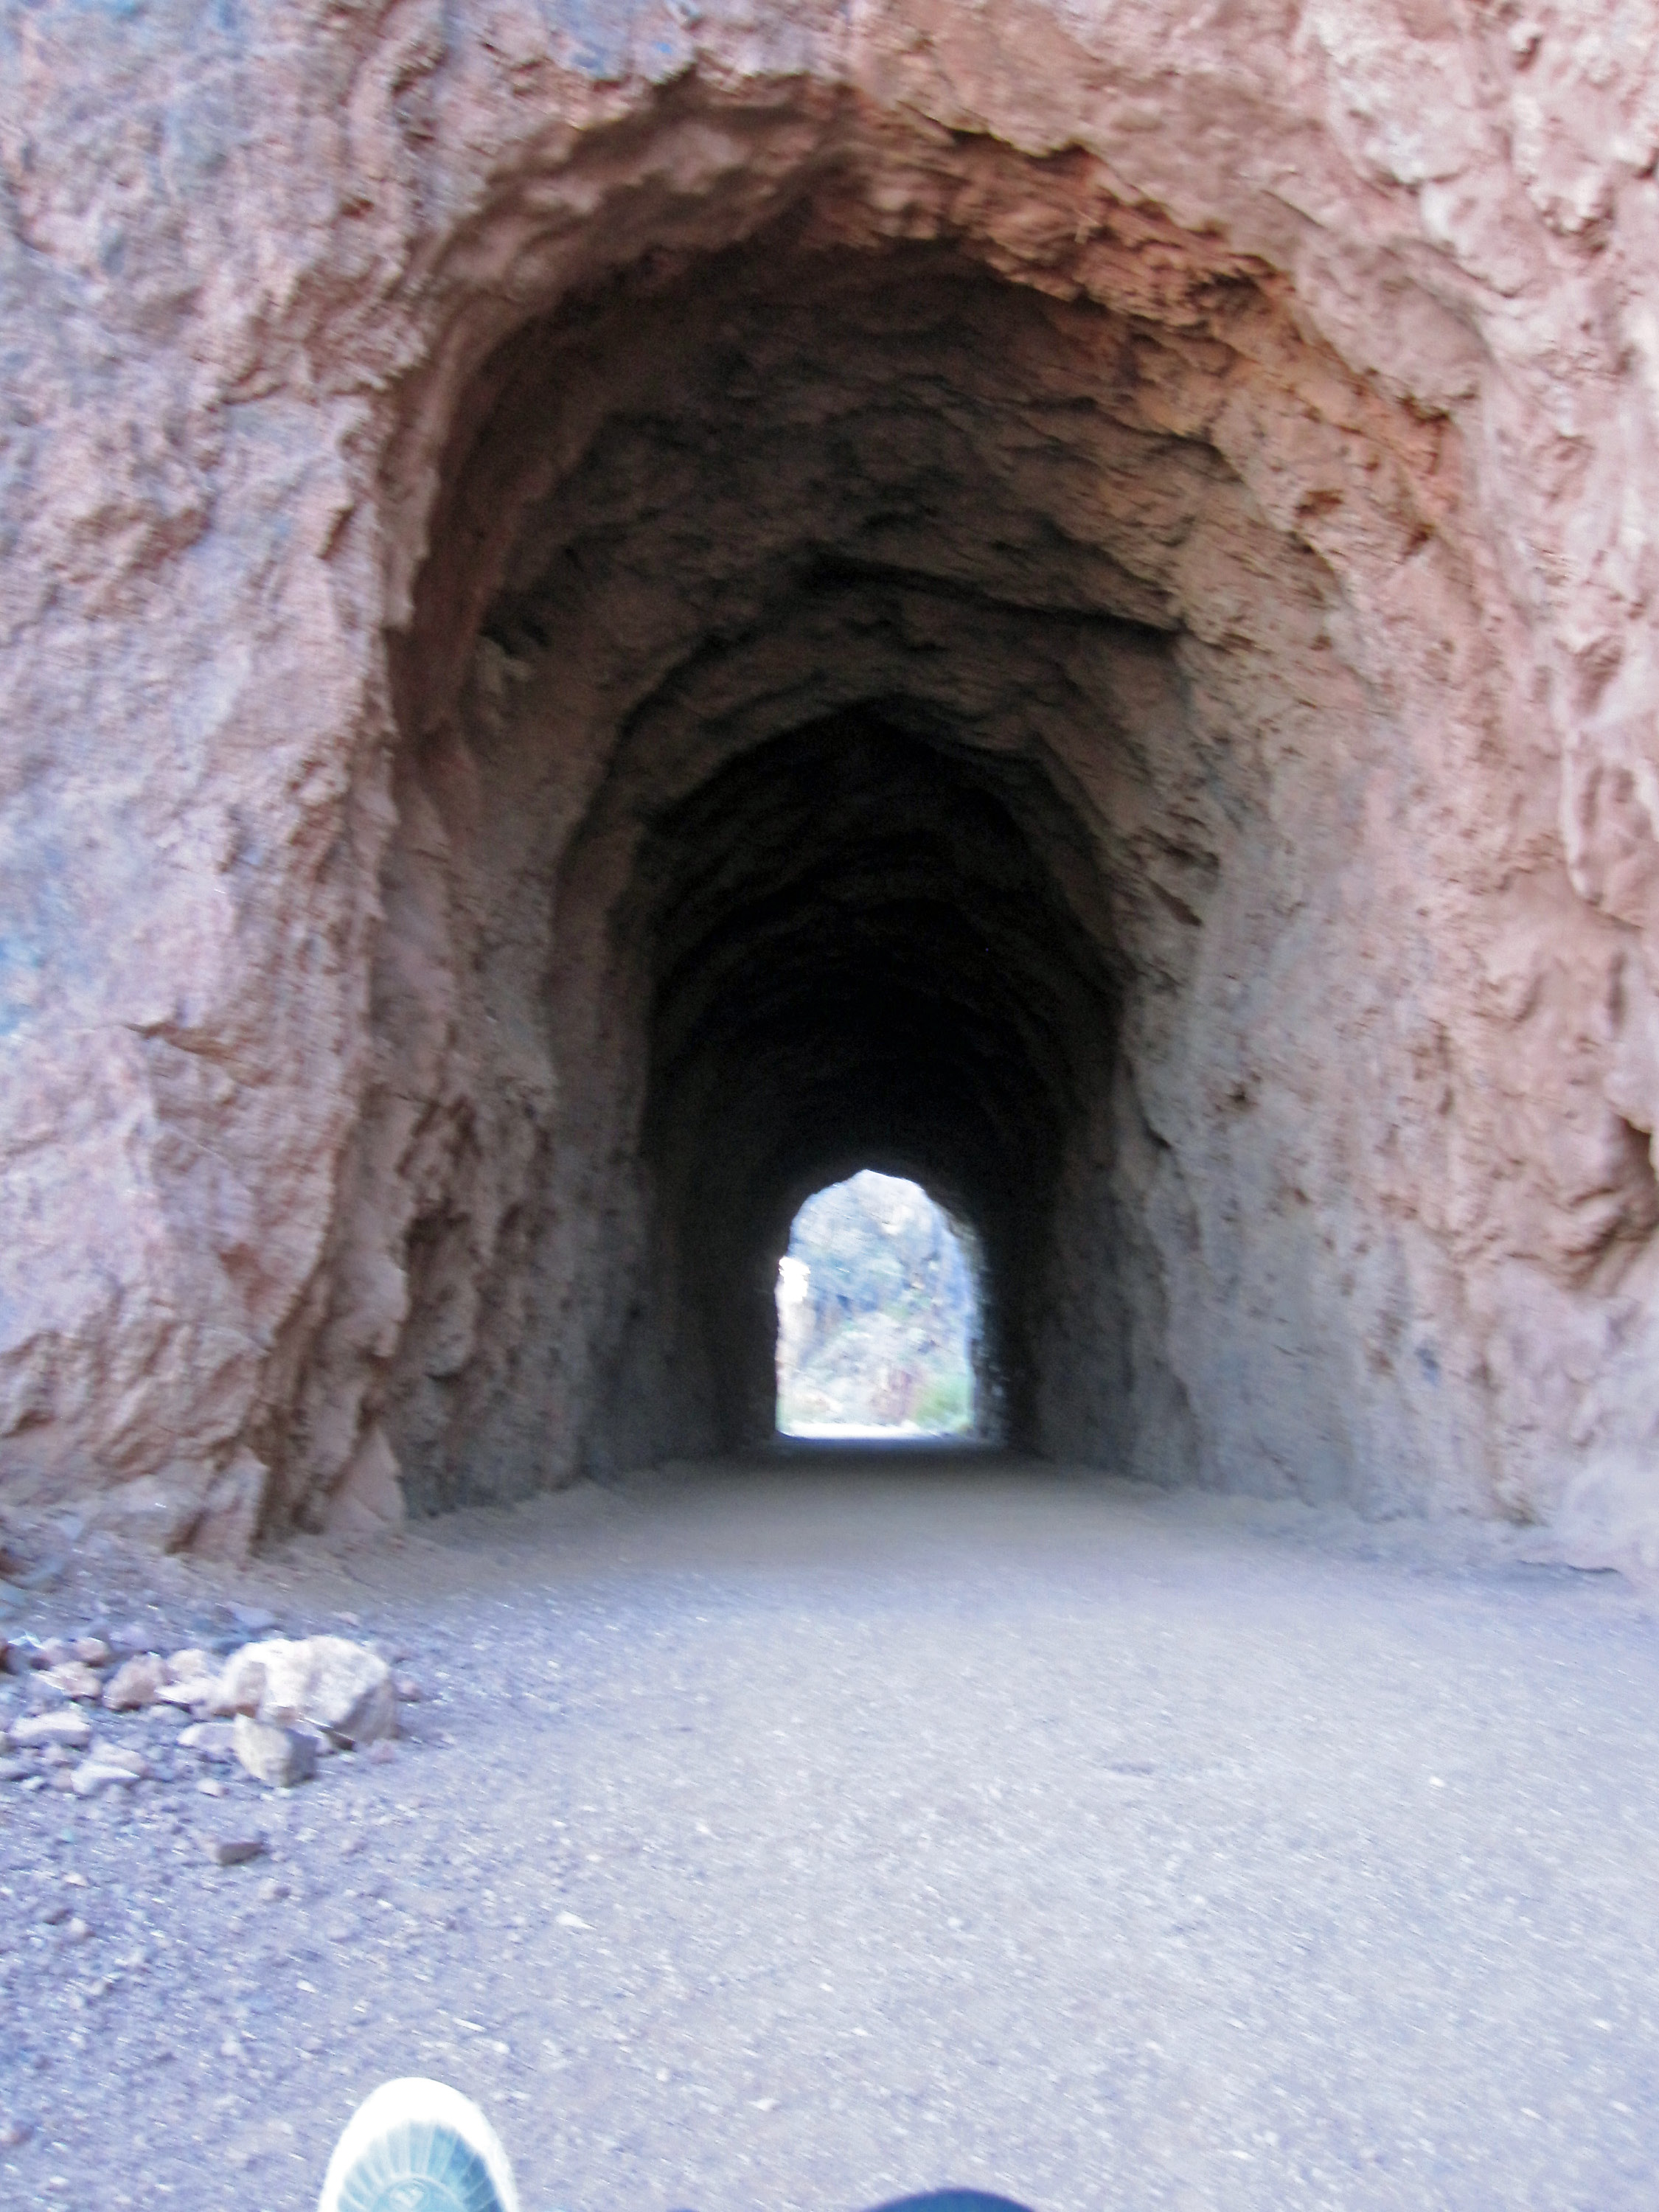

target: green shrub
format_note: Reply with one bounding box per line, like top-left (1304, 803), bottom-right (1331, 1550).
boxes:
top-left (913, 1367), bottom-right (973, 1433)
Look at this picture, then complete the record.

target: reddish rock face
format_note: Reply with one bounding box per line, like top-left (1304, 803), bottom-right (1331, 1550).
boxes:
top-left (1, 0), bottom-right (1658, 1567)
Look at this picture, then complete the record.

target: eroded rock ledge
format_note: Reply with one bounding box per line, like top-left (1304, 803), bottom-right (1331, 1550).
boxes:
top-left (2, 3), bottom-right (1659, 1566)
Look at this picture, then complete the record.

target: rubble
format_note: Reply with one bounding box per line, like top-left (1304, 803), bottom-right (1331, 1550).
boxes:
top-left (0, 1627), bottom-right (417, 1809)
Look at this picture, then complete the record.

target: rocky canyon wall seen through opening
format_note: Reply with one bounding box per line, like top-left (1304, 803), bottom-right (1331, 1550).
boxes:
top-left (4, 5), bottom-right (1659, 1565)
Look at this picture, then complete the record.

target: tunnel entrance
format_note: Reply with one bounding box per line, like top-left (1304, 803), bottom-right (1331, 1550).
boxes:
top-left (271, 101), bottom-right (1549, 1543)
top-left (321, 207), bottom-right (1394, 1521)
top-left (775, 1172), bottom-right (983, 1439)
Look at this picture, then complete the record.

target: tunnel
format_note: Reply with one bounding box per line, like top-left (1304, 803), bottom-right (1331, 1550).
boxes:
top-left (347, 227), bottom-right (1242, 1517)
top-left (240, 87), bottom-right (1658, 1554)
top-left (632, 706), bottom-right (1118, 1458)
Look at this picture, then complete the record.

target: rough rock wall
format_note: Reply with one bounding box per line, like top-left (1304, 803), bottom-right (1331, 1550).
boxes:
top-left (1, 0), bottom-right (1658, 1562)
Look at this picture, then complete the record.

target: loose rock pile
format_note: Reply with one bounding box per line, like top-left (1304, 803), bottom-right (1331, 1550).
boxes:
top-left (0, 1623), bottom-right (411, 1805)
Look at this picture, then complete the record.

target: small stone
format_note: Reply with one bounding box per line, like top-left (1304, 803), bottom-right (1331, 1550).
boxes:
top-left (204, 1658), bottom-right (264, 1719)
top-left (233, 1713), bottom-right (318, 1788)
top-left (41, 1660), bottom-right (102, 1702)
top-left (49, 1767), bottom-right (75, 1790)
top-left (198, 1777), bottom-right (226, 1798)
top-left (257, 1875), bottom-right (291, 1904)
top-left (0, 1756), bottom-right (24, 1781)
top-left (168, 1647), bottom-right (215, 1683)
top-left (40, 1899), bottom-right (70, 1925)
top-left (71, 1760), bottom-right (140, 1796)
top-left (62, 1917), bottom-right (91, 1944)
top-left (229, 1604), bottom-right (279, 1634)
top-left (1, 1639), bottom-right (40, 1677)
top-left (72, 1637), bottom-right (111, 1668)
top-left (0, 2118), bottom-right (33, 2150)
top-left (154, 1681), bottom-right (215, 1712)
top-left (155, 1678), bottom-right (215, 1709)
top-left (38, 1638), bottom-right (75, 1668)
top-left (178, 1719), bottom-right (237, 1760)
top-left (201, 1831), bottom-right (267, 1867)
top-left (102, 1653), bottom-right (167, 1711)
top-left (94, 1744), bottom-right (147, 1776)
top-left (10, 1709), bottom-right (92, 1750)
top-left (393, 1673), bottom-right (424, 1703)
top-left (366, 1739), bottom-right (396, 1767)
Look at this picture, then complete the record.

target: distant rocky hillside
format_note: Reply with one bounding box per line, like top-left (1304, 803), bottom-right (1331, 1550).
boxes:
top-left (776, 1174), bottom-right (978, 1433)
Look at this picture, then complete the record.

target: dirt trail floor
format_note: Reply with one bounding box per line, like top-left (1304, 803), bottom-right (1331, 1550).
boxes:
top-left (4, 1453), bottom-right (1659, 2212)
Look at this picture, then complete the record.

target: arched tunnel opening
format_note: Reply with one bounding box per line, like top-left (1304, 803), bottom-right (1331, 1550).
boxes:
top-left (359, 234), bottom-right (1207, 1514)
top-left (774, 1171), bottom-right (984, 1441)
top-left (275, 111), bottom-right (1568, 1540)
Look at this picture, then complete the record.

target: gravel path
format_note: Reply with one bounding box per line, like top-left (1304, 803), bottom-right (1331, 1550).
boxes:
top-left (4, 1455), bottom-right (1659, 2212)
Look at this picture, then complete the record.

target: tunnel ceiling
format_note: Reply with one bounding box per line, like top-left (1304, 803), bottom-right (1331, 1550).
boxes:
top-left (640, 709), bottom-right (1120, 1228)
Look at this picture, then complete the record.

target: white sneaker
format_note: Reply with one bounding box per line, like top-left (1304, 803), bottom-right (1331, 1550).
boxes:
top-left (318, 2077), bottom-right (521, 2212)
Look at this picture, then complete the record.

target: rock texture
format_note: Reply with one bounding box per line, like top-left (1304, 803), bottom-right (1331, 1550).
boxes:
top-left (218, 1636), bottom-right (397, 1746)
top-left (1, 0), bottom-right (1659, 1558)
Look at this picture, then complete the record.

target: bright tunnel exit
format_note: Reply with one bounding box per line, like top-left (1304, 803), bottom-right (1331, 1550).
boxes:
top-left (775, 1171), bottom-right (981, 1439)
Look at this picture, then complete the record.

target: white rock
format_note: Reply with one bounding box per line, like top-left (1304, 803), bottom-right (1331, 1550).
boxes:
top-left (103, 1653), bottom-right (167, 1710)
top-left (219, 1636), bottom-right (397, 1745)
top-left (94, 1745), bottom-right (148, 1776)
top-left (72, 1760), bottom-right (140, 1796)
top-left (232, 1713), bottom-right (319, 1787)
top-left (178, 1719), bottom-right (237, 1760)
top-left (10, 1710), bottom-right (92, 1750)
top-left (167, 1648), bottom-right (214, 1682)
top-left (204, 1656), bottom-right (265, 1718)
top-left (42, 1660), bottom-right (102, 1702)
top-left (155, 1678), bottom-right (215, 1709)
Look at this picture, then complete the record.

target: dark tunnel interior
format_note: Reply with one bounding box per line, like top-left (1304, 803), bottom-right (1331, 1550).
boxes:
top-left (630, 709), bottom-right (1121, 1453)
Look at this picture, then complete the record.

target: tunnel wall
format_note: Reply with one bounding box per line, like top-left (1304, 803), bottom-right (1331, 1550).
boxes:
top-left (2, 1), bottom-right (1659, 1568)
